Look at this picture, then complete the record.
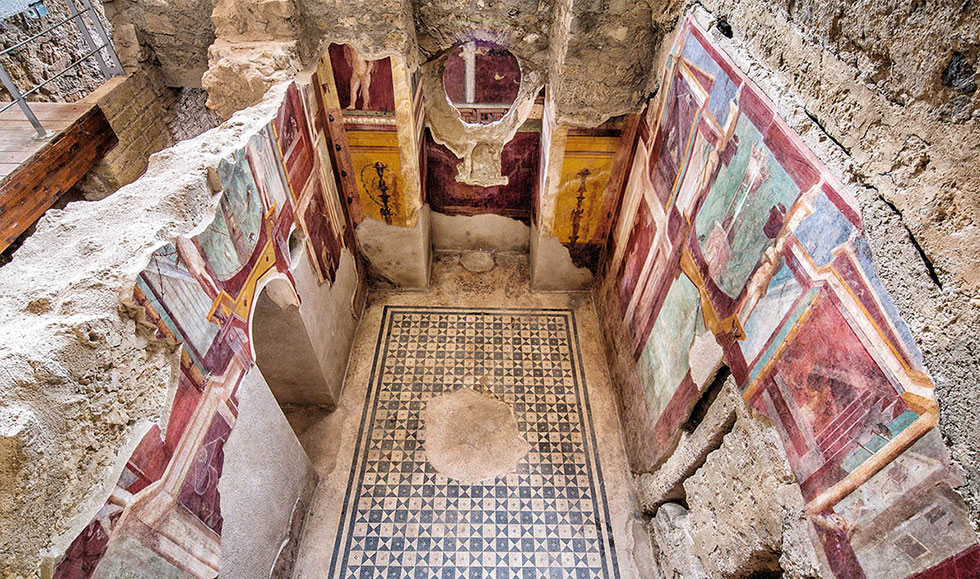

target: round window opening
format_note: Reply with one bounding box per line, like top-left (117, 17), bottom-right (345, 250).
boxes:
top-left (443, 41), bottom-right (521, 125)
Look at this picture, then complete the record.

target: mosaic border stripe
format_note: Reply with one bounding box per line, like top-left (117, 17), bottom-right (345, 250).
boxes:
top-left (328, 306), bottom-right (620, 577)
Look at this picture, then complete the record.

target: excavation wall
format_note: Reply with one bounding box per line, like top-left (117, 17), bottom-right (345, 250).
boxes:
top-left (595, 15), bottom-right (979, 577)
top-left (0, 75), bottom-right (364, 576)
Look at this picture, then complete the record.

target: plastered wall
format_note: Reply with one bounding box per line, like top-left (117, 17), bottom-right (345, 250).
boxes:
top-left (596, 16), bottom-right (980, 577)
top-left (0, 75), bottom-right (366, 577)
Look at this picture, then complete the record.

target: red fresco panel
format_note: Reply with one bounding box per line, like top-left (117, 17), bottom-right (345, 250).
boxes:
top-left (177, 413), bottom-right (232, 534)
top-left (165, 367), bottom-right (204, 455)
top-left (908, 544), bottom-right (980, 579)
top-left (303, 180), bottom-right (343, 284)
top-left (328, 44), bottom-right (395, 112)
top-left (617, 199), bottom-right (656, 317)
top-left (124, 425), bottom-right (170, 494)
top-left (651, 374), bottom-right (698, 453)
top-left (425, 131), bottom-right (539, 219)
top-left (274, 83), bottom-right (315, 197)
top-left (757, 295), bottom-right (909, 501)
top-left (764, 121), bottom-right (820, 192)
top-left (737, 83), bottom-right (773, 132)
top-left (831, 251), bottom-right (915, 368)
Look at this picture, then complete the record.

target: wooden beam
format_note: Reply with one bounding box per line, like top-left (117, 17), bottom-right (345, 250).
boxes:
top-left (0, 106), bottom-right (117, 252)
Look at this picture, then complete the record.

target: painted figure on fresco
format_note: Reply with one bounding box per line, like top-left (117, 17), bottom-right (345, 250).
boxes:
top-left (175, 236), bottom-right (219, 297)
top-left (328, 43), bottom-right (395, 113)
top-left (246, 128), bottom-right (291, 215)
top-left (344, 44), bottom-right (376, 110)
top-left (702, 141), bottom-right (772, 280)
top-left (302, 181), bottom-right (343, 283)
top-left (275, 84), bottom-right (314, 194)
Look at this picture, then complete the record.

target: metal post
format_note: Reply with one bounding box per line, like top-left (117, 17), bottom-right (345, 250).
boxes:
top-left (0, 63), bottom-right (50, 140)
top-left (61, 0), bottom-right (111, 77)
top-left (72, 0), bottom-right (124, 75)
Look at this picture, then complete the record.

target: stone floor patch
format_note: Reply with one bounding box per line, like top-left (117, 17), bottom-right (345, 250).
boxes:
top-left (460, 251), bottom-right (495, 273)
top-left (421, 386), bottom-right (529, 484)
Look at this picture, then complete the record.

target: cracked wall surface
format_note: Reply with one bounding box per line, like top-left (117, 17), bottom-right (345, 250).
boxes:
top-left (596, 12), bottom-right (979, 577)
top-left (689, 0), bottom-right (980, 531)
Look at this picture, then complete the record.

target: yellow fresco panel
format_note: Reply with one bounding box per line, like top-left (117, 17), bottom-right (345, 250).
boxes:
top-left (552, 135), bottom-right (620, 244)
top-left (346, 129), bottom-right (408, 226)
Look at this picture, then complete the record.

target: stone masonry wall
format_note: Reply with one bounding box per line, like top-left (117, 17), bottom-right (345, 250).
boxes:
top-left (0, 0), bottom-right (112, 102)
top-left (647, 391), bottom-right (822, 578)
top-left (77, 66), bottom-right (220, 199)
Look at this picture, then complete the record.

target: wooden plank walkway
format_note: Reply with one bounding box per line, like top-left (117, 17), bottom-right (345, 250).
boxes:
top-left (0, 102), bottom-right (117, 252)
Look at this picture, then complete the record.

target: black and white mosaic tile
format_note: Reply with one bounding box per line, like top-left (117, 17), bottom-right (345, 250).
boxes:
top-left (329, 307), bottom-right (619, 578)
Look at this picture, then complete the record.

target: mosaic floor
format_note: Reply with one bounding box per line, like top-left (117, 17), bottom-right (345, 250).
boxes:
top-left (328, 306), bottom-right (620, 578)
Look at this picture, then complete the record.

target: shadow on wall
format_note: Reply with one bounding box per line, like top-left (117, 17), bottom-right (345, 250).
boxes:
top-left (252, 276), bottom-right (335, 409)
top-left (598, 15), bottom-right (980, 579)
top-left (50, 78), bottom-right (363, 577)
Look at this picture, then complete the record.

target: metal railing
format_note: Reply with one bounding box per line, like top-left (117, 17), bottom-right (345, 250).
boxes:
top-left (0, 0), bottom-right (124, 139)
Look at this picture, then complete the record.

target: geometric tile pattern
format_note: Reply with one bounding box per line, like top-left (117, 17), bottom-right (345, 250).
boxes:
top-left (329, 307), bottom-right (620, 578)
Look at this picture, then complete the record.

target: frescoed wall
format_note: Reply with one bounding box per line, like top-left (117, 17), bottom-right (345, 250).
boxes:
top-left (548, 123), bottom-right (632, 270)
top-left (425, 126), bottom-right (540, 221)
top-left (51, 79), bottom-right (362, 578)
top-left (597, 17), bottom-right (979, 578)
top-left (316, 44), bottom-right (422, 229)
top-left (531, 107), bottom-right (638, 288)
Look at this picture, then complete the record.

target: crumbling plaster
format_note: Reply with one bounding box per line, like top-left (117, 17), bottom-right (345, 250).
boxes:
top-left (548, 0), bottom-right (660, 126)
top-left (0, 84), bottom-right (292, 577)
top-left (197, 0), bottom-right (665, 123)
top-left (647, 398), bottom-right (823, 578)
top-left (420, 46), bottom-right (543, 186)
top-left (678, 0), bottom-right (980, 527)
top-left (356, 206), bottom-right (432, 288)
top-left (430, 211), bottom-right (530, 252)
top-left (529, 223), bottom-right (593, 291)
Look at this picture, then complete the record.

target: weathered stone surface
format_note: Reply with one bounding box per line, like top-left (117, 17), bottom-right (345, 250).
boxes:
top-left (636, 380), bottom-right (739, 513)
top-left (102, 0), bottom-right (216, 87)
top-left (687, 0), bottom-right (980, 526)
top-left (459, 251), bottom-right (494, 273)
top-left (648, 396), bottom-right (822, 578)
top-left (356, 207), bottom-right (431, 289)
top-left (549, 0), bottom-right (658, 125)
top-left (202, 40), bottom-right (303, 119)
top-left (421, 386), bottom-right (528, 484)
top-left (0, 0), bottom-right (110, 102)
top-left (530, 225), bottom-right (593, 291)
